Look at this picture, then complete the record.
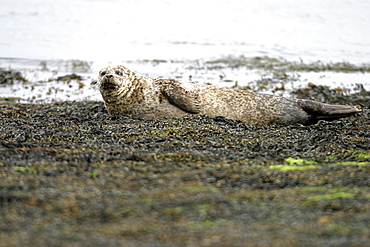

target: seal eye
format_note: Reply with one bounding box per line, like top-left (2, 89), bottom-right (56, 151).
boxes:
top-left (115, 71), bottom-right (123, 76)
top-left (100, 71), bottom-right (106, 77)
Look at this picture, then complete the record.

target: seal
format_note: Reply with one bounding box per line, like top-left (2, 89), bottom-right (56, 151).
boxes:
top-left (96, 65), bottom-right (361, 125)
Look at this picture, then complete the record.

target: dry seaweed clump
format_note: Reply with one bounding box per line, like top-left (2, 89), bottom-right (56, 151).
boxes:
top-left (0, 98), bottom-right (370, 246)
top-left (293, 83), bottom-right (370, 108)
top-left (205, 55), bottom-right (370, 72)
top-left (0, 68), bottom-right (28, 84)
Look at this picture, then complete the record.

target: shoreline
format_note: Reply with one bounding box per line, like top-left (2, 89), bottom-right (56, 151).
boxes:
top-left (1, 56), bottom-right (370, 104)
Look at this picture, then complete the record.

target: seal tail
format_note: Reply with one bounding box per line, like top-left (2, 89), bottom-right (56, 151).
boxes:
top-left (298, 100), bottom-right (362, 124)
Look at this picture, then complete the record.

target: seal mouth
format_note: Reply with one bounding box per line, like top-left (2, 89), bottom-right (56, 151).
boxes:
top-left (99, 76), bottom-right (119, 90)
top-left (100, 82), bottom-right (118, 90)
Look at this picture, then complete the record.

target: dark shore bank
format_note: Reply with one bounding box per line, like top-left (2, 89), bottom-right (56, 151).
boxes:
top-left (1, 66), bottom-right (370, 246)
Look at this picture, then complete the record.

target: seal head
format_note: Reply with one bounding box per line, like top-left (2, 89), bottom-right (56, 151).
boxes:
top-left (97, 65), bottom-right (137, 99)
top-left (97, 65), bottom-right (200, 118)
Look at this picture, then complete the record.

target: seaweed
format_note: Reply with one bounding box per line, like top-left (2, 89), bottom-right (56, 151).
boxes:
top-left (0, 99), bottom-right (369, 246)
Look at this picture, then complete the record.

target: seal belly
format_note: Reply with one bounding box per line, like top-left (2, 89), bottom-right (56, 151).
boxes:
top-left (106, 99), bottom-right (188, 120)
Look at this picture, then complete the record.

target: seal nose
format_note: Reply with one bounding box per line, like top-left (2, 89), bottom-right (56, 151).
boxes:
top-left (106, 74), bottom-right (113, 79)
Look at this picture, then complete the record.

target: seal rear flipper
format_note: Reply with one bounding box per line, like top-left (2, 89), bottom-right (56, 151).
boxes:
top-left (162, 85), bottom-right (200, 114)
top-left (298, 99), bottom-right (361, 123)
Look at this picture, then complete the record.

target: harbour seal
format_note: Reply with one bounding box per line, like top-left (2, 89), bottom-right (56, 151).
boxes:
top-left (96, 65), bottom-right (361, 125)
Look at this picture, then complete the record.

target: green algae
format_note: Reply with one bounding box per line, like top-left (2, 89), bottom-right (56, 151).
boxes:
top-left (269, 164), bottom-right (316, 171)
top-left (285, 158), bottom-right (318, 165)
top-left (12, 166), bottom-right (37, 174)
top-left (90, 171), bottom-right (99, 178)
top-left (307, 192), bottom-right (355, 201)
top-left (325, 156), bottom-right (337, 161)
top-left (269, 158), bottom-right (318, 170)
top-left (153, 153), bottom-right (175, 158)
top-left (326, 224), bottom-right (349, 233)
top-left (333, 161), bottom-right (369, 166)
top-left (353, 151), bottom-right (370, 160)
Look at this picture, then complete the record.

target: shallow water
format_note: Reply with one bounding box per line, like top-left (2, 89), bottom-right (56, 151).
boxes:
top-left (2, 0), bottom-right (370, 63)
top-left (1, 0), bottom-right (370, 102)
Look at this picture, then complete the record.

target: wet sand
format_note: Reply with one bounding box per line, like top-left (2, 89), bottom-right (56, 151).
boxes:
top-left (1, 68), bottom-right (370, 246)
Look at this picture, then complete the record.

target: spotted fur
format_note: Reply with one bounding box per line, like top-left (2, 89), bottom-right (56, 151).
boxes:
top-left (96, 65), bottom-right (361, 125)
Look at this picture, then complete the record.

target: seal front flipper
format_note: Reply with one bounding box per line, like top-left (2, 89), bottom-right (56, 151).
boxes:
top-left (161, 83), bottom-right (200, 114)
top-left (298, 99), bottom-right (362, 124)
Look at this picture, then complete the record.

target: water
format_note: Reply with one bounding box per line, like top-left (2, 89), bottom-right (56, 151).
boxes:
top-left (1, 0), bottom-right (370, 102)
top-left (2, 0), bottom-right (370, 63)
